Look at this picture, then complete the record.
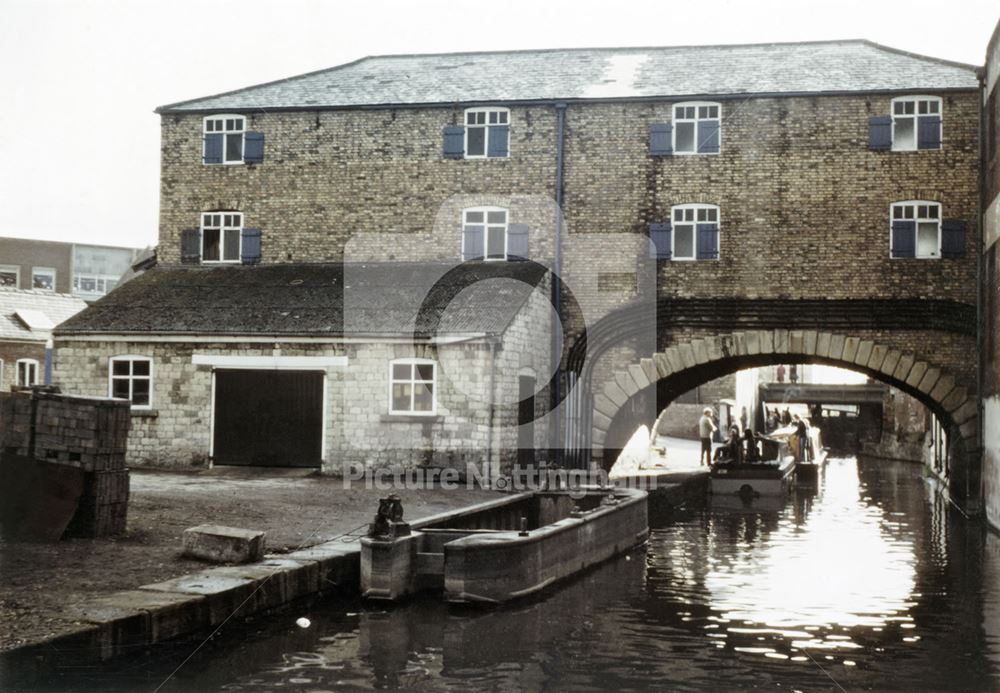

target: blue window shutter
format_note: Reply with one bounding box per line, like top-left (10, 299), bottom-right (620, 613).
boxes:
top-left (868, 116), bottom-right (892, 151)
top-left (696, 223), bottom-right (719, 260)
top-left (463, 225), bottom-right (485, 260)
top-left (649, 223), bottom-right (672, 259)
top-left (917, 116), bottom-right (942, 150)
top-left (649, 123), bottom-right (673, 156)
top-left (507, 223), bottom-right (529, 259)
top-left (181, 229), bottom-right (201, 263)
top-left (488, 125), bottom-right (509, 157)
top-left (241, 228), bottom-right (262, 264)
top-left (941, 219), bottom-right (966, 258)
top-left (891, 220), bottom-right (916, 258)
top-left (244, 132), bottom-right (265, 163)
top-left (443, 126), bottom-right (465, 159)
top-left (203, 133), bottom-right (223, 164)
top-left (697, 121), bottom-right (720, 154)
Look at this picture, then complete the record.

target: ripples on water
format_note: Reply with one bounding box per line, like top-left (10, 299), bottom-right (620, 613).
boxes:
top-left (60, 457), bottom-right (1000, 692)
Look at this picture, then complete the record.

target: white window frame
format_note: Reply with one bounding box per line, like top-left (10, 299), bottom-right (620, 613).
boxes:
top-left (16, 358), bottom-right (39, 387)
top-left (73, 273), bottom-right (120, 297)
top-left (388, 358), bottom-right (437, 416)
top-left (31, 267), bottom-right (56, 292)
top-left (0, 359), bottom-right (4, 389)
top-left (203, 114), bottom-right (246, 164)
top-left (670, 203), bottom-right (720, 261)
top-left (461, 207), bottom-right (509, 261)
top-left (672, 101), bottom-right (721, 155)
top-left (463, 107), bottom-right (510, 159)
top-left (891, 96), bottom-right (942, 152)
top-left (108, 355), bottom-right (153, 409)
top-left (0, 264), bottom-right (19, 288)
top-left (200, 212), bottom-right (243, 263)
top-left (890, 200), bottom-right (942, 259)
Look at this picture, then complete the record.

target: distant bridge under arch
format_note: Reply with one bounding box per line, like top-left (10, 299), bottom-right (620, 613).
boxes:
top-left (562, 298), bottom-right (979, 510)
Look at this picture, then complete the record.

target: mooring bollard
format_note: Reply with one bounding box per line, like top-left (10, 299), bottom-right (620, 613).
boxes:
top-left (519, 516), bottom-right (529, 536)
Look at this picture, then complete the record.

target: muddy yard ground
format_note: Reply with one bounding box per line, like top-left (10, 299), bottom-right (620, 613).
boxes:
top-left (0, 467), bottom-right (498, 651)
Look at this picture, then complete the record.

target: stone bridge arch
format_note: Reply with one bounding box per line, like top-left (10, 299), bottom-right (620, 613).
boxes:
top-left (590, 330), bottom-right (978, 500)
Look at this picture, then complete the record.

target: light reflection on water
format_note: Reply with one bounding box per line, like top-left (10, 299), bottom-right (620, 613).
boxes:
top-left (58, 457), bottom-right (1000, 692)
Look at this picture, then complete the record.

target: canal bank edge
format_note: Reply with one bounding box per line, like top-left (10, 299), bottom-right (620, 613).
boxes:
top-left (0, 473), bottom-right (708, 680)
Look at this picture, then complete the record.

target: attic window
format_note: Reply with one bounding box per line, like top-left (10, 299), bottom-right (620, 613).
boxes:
top-left (14, 309), bottom-right (55, 331)
top-left (891, 96), bottom-right (942, 151)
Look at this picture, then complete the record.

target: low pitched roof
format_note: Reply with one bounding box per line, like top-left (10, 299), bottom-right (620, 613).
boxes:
top-left (55, 262), bottom-right (549, 338)
top-left (0, 289), bottom-right (88, 342)
top-left (157, 40), bottom-right (978, 113)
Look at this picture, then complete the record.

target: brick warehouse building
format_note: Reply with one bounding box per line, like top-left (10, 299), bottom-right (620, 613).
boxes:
top-left (52, 40), bottom-right (985, 510)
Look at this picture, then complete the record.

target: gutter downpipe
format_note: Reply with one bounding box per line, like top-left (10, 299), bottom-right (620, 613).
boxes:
top-left (553, 102), bottom-right (567, 467)
top-left (976, 68), bottom-right (987, 516)
top-left (487, 336), bottom-right (499, 488)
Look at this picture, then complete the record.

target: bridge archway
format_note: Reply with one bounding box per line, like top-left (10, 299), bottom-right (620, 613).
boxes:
top-left (589, 331), bottom-right (978, 499)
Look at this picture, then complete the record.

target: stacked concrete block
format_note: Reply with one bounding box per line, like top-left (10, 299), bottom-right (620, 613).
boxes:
top-left (0, 390), bottom-right (131, 538)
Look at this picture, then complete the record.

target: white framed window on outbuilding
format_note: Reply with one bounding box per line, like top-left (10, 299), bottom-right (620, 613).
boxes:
top-left (389, 358), bottom-right (437, 415)
top-left (16, 358), bottom-right (39, 387)
top-left (109, 355), bottom-right (153, 409)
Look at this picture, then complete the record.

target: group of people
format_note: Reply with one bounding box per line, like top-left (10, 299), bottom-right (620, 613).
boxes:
top-left (764, 407), bottom-right (792, 432)
top-left (698, 406), bottom-right (812, 466)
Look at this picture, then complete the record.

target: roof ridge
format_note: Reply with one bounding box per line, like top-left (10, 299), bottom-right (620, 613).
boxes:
top-left (156, 39), bottom-right (978, 114)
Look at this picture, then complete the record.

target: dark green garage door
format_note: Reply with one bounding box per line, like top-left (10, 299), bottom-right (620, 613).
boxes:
top-left (213, 370), bottom-right (324, 467)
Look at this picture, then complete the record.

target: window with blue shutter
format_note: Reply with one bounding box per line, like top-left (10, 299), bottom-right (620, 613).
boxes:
top-left (673, 103), bottom-right (720, 155)
top-left (507, 223), bottom-right (529, 259)
top-left (890, 220), bottom-right (916, 258)
top-left (180, 229), bottom-right (201, 264)
top-left (649, 223), bottom-right (672, 259)
top-left (241, 228), bottom-right (262, 264)
top-left (695, 223), bottom-right (719, 260)
top-left (917, 116), bottom-right (942, 150)
top-left (868, 116), bottom-right (892, 151)
top-left (203, 133), bottom-right (224, 165)
top-left (462, 108), bottom-right (510, 158)
top-left (463, 225), bottom-right (485, 260)
top-left (443, 126), bottom-right (465, 159)
top-left (697, 120), bottom-right (720, 154)
top-left (649, 123), bottom-right (673, 156)
top-left (203, 115), bottom-right (248, 163)
top-left (487, 125), bottom-right (509, 158)
top-left (941, 219), bottom-right (965, 258)
top-left (243, 132), bottom-right (265, 164)
top-left (890, 97), bottom-right (942, 151)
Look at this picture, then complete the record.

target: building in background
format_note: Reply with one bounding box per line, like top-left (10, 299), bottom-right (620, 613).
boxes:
top-left (0, 237), bottom-right (144, 301)
top-left (982, 19), bottom-right (1000, 532)
top-left (0, 289), bottom-right (88, 391)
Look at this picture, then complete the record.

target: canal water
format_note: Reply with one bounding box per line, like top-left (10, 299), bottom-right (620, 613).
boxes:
top-left (70, 457), bottom-right (1000, 691)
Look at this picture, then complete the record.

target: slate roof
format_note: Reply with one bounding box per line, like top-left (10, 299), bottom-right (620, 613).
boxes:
top-left (157, 40), bottom-right (979, 113)
top-left (55, 263), bottom-right (549, 338)
top-left (0, 289), bottom-right (88, 342)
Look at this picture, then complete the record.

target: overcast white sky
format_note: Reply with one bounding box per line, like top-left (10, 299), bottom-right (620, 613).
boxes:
top-left (0, 0), bottom-right (997, 249)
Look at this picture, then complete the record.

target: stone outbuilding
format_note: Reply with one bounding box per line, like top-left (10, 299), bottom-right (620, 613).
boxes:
top-left (52, 261), bottom-right (552, 478)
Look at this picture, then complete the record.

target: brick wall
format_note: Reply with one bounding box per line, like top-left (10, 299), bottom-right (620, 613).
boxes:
top-left (157, 93), bottom-right (978, 308)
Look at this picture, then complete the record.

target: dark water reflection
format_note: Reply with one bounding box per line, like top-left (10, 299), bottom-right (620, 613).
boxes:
top-left (56, 457), bottom-right (1000, 691)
